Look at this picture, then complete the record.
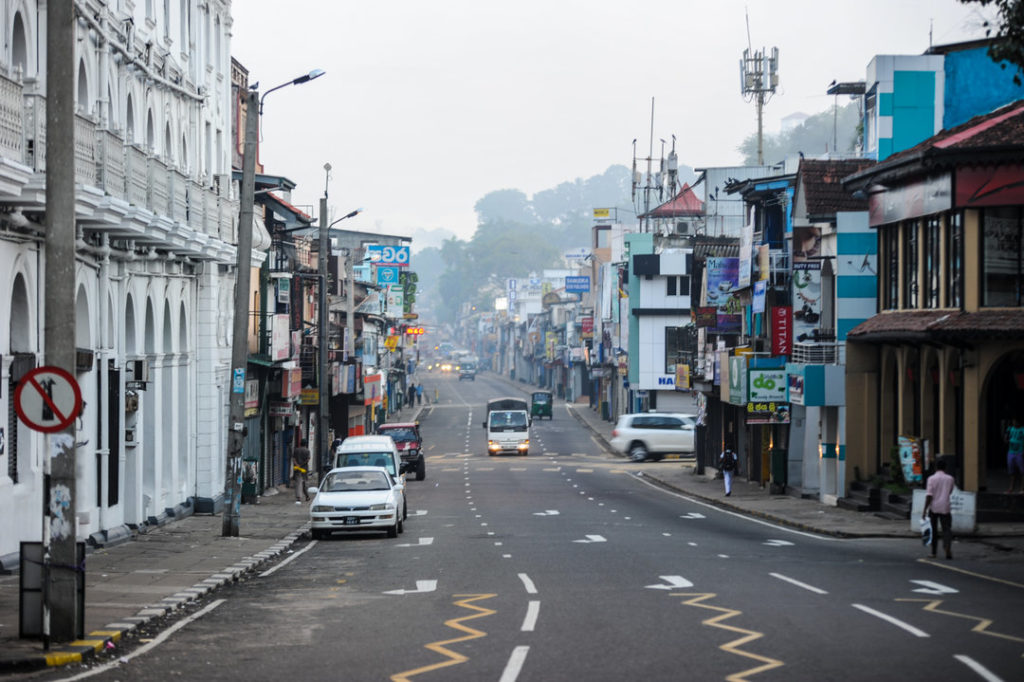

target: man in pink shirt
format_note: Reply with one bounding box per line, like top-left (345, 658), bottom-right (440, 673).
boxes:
top-left (923, 458), bottom-right (956, 559)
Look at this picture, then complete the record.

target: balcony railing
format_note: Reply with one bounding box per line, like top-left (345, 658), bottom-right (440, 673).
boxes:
top-left (0, 71), bottom-right (238, 247)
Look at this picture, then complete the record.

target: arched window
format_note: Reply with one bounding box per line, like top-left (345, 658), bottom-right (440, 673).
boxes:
top-left (77, 58), bottom-right (89, 116)
top-left (11, 12), bottom-right (29, 78)
top-left (126, 96), bottom-right (136, 144)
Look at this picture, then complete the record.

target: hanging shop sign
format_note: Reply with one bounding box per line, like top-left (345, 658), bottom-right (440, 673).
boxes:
top-left (745, 402), bottom-right (791, 424)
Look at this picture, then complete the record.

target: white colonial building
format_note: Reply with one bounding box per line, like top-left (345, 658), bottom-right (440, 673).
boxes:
top-left (0, 0), bottom-right (242, 570)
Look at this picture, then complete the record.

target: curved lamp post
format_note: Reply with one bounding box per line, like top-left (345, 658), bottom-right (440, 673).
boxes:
top-left (223, 69), bottom-right (324, 537)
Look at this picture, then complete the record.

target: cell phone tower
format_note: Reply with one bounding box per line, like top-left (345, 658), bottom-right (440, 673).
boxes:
top-left (740, 44), bottom-right (779, 165)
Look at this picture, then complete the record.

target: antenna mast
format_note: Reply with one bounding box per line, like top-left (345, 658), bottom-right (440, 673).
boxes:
top-left (739, 13), bottom-right (779, 165)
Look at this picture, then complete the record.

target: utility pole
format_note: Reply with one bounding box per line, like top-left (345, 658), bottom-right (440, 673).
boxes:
top-left (222, 88), bottom-right (259, 537)
top-left (318, 188), bottom-right (330, 479)
top-left (44, 0), bottom-right (79, 642)
top-left (740, 46), bottom-right (779, 165)
top-left (222, 69), bottom-right (324, 536)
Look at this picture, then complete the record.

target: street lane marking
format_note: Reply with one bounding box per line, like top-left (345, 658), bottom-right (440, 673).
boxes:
top-left (910, 580), bottom-right (958, 595)
top-left (574, 468), bottom-right (594, 473)
top-left (61, 600), bottom-right (226, 680)
top-left (851, 604), bottom-right (929, 637)
top-left (396, 537), bottom-right (434, 547)
top-left (897, 599), bottom-right (1024, 645)
top-left (763, 539), bottom-right (795, 547)
top-left (770, 573), bottom-right (828, 594)
top-left (916, 557), bottom-right (1024, 589)
top-left (533, 510), bottom-right (560, 516)
top-left (680, 512), bottom-right (706, 519)
top-left (573, 535), bottom-right (607, 543)
top-left (954, 654), bottom-right (1004, 682)
top-left (383, 580), bottom-right (438, 596)
top-left (629, 471), bottom-right (838, 541)
top-left (521, 601), bottom-right (540, 631)
top-left (674, 593), bottom-right (784, 680)
top-left (259, 539), bottom-right (316, 577)
top-left (646, 575), bottom-right (693, 590)
top-left (499, 645), bottom-right (530, 682)
top-left (518, 573), bottom-right (538, 594)
top-left (390, 593), bottom-right (497, 682)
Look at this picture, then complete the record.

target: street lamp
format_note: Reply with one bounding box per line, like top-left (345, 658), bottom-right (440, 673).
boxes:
top-left (318, 168), bottom-right (362, 478)
top-left (223, 69), bottom-right (324, 538)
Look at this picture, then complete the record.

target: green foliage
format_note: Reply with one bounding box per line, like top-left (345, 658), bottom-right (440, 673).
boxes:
top-left (738, 101), bottom-right (861, 165)
top-left (961, 0), bottom-right (1024, 85)
top-left (421, 165), bottom-right (633, 324)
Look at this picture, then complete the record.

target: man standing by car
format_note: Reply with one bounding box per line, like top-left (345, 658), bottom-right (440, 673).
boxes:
top-left (292, 440), bottom-right (311, 505)
top-left (718, 444), bottom-right (738, 497)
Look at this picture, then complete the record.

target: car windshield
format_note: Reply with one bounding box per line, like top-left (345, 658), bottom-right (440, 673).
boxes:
top-left (533, 393), bottom-right (550, 404)
top-left (490, 411), bottom-right (527, 430)
top-left (381, 427), bottom-right (417, 442)
top-left (322, 471), bottom-right (390, 492)
top-left (337, 452), bottom-right (396, 475)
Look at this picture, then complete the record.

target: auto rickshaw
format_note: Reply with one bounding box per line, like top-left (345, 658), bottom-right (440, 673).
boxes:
top-left (530, 390), bottom-right (553, 420)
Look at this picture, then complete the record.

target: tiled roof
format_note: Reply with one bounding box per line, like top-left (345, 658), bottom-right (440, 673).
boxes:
top-left (798, 159), bottom-right (875, 217)
top-left (643, 183), bottom-right (704, 218)
top-left (848, 309), bottom-right (1024, 341)
top-left (883, 100), bottom-right (1024, 164)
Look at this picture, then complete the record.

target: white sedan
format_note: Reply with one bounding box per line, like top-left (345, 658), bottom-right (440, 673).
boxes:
top-left (308, 466), bottom-right (405, 540)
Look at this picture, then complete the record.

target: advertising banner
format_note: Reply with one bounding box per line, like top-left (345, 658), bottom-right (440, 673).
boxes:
top-left (272, 314), bottom-right (290, 361)
top-left (771, 306), bottom-right (792, 356)
top-left (739, 214), bottom-right (753, 288)
top-left (675, 363), bottom-right (691, 391)
top-left (746, 402), bottom-right (791, 424)
top-left (898, 435), bottom-right (924, 484)
top-left (566, 275), bottom-right (590, 293)
top-left (695, 307), bottom-right (717, 328)
top-left (580, 316), bottom-right (594, 339)
top-left (705, 257), bottom-right (740, 313)
top-left (748, 369), bottom-right (787, 402)
top-left (752, 280), bottom-right (766, 315)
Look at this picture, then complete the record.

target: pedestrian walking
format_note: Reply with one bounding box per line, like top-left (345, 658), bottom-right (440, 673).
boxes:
top-left (1005, 417), bottom-right (1024, 494)
top-left (416, 383), bottom-right (424, 405)
top-left (923, 458), bottom-right (956, 559)
top-left (407, 383), bottom-right (416, 407)
top-left (718, 444), bottom-right (739, 497)
top-left (292, 440), bottom-right (311, 505)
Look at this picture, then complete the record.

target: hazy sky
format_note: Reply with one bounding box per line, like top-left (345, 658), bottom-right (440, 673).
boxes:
top-left (230, 0), bottom-right (992, 241)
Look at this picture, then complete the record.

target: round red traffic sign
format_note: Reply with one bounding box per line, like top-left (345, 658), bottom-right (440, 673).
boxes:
top-left (14, 366), bottom-right (83, 433)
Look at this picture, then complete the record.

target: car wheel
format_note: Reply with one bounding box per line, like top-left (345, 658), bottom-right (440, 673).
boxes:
top-left (311, 529), bottom-right (323, 540)
top-left (387, 520), bottom-right (399, 538)
top-left (629, 443), bottom-right (648, 462)
top-left (416, 457), bottom-right (426, 481)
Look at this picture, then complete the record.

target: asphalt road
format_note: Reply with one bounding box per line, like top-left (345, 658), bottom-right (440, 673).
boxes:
top-left (35, 371), bottom-right (1024, 681)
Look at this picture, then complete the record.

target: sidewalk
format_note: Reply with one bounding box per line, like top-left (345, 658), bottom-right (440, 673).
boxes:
top-left (0, 485), bottom-right (311, 674)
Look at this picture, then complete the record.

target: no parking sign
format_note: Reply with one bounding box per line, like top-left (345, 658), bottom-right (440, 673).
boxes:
top-left (14, 366), bottom-right (83, 433)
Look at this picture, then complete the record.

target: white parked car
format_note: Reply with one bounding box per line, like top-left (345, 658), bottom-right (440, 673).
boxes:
top-left (308, 466), bottom-right (405, 540)
top-left (609, 412), bottom-right (696, 461)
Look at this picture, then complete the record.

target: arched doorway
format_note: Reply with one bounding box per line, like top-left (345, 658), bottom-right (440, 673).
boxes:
top-left (984, 350), bottom-right (1024, 492)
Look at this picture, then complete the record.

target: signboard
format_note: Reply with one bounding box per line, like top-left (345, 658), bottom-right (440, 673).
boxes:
top-left (565, 276), bottom-right (590, 293)
top-left (695, 307), bottom-right (717, 328)
top-left (705, 257), bottom-right (739, 312)
top-left (580, 316), bottom-right (594, 339)
top-left (272, 314), bottom-right (290, 361)
top-left (377, 266), bottom-right (400, 286)
top-left (746, 402), bottom-right (791, 424)
top-left (244, 379), bottom-right (259, 416)
top-left (675, 364), bottom-right (691, 391)
top-left (282, 368), bottom-right (302, 399)
top-left (748, 369), bottom-right (787, 402)
top-left (277, 277), bottom-right (290, 304)
top-left (898, 435), bottom-right (924, 484)
top-left (593, 208), bottom-right (611, 219)
top-left (385, 285), bottom-right (404, 314)
top-left (771, 306), bottom-right (792, 356)
top-left (787, 373), bottom-right (804, 405)
top-left (366, 244), bottom-right (411, 267)
top-left (752, 280), bottom-right (766, 315)
top-left (299, 387), bottom-right (319, 406)
top-left (269, 401), bottom-right (293, 418)
top-left (727, 355), bottom-right (747, 405)
top-left (364, 373), bottom-right (383, 406)
top-left (14, 366), bottom-right (83, 433)
top-left (564, 247), bottom-right (591, 260)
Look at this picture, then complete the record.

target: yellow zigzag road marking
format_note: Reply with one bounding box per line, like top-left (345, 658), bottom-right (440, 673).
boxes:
top-left (897, 598), bottom-right (1024, 646)
top-left (675, 593), bottom-right (785, 681)
top-left (390, 594), bottom-right (497, 682)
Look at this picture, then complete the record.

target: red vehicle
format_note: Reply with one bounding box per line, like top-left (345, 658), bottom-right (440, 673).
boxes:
top-left (377, 422), bottom-right (425, 480)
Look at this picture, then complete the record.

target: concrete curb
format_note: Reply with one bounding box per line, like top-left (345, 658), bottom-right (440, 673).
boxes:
top-left (0, 523), bottom-right (310, 673)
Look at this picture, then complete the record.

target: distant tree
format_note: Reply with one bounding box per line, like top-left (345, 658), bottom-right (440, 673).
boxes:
top-left (474, 189), bottom-right (535, 224)
top-left (738, 101), bottom-right (861, 166)
top-left (960, 0), bottom-right (1024, 84)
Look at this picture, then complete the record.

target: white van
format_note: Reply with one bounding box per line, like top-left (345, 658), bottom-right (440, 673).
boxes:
top-left (486, 409), bottom-right (530, 456)
top-left (334, 435), bottom-right (407, 517)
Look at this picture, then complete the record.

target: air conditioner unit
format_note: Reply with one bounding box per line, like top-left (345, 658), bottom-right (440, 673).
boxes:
top-left (675, 221), bottom-right (691, 235)
top-left (76, 348), bottom-right (95, 372)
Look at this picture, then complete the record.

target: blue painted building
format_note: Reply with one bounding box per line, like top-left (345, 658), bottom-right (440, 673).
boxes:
top-left (866, 40), bottom-right (1024, 161)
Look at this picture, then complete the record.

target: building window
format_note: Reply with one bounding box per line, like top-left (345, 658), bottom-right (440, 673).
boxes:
top-left (904, 220), bottom-right (919, 309)
top-left (947, 212), bottom-right (963, 309)
top-left (883, 225), bottom-right (899, 310)
top-left (667, 276), bottom-right (676, 296)
top-left (983, 207), bottom-right (1023, 306)
top-left (923, 216), bottom-right (940, 308)
top-left (665, 326), bottom-right (689, 374)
